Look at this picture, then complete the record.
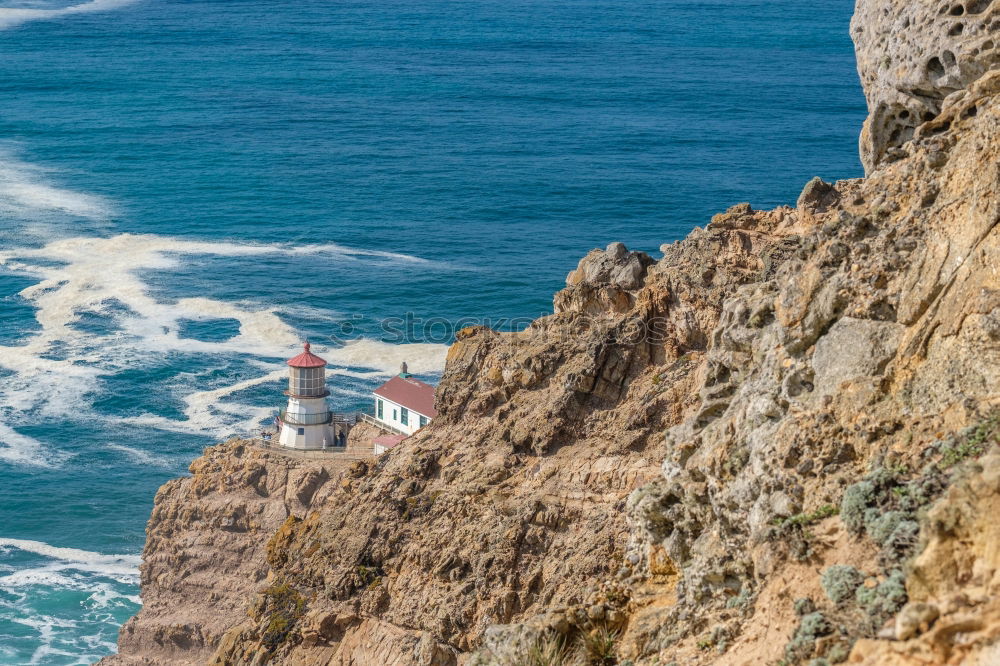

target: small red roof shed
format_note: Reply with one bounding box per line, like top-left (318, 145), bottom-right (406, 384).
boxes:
top-left (373, 434), bottom-right (406, 451)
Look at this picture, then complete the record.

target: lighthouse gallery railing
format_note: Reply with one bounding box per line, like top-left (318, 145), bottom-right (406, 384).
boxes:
top-left (276, 408), bottom-right (333, 427)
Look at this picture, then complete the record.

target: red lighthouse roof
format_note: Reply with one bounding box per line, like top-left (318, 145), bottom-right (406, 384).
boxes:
top-left (286, 342), bottom-right (327, 368)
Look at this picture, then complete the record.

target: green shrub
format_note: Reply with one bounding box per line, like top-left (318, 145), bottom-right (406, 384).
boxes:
top-left (938, 410), bottom-right (999, 468)
top-left (881, 519), bottom-right (919, 554)
top-left (826, 643), bottom-right (850, 663)
top-left (821, 565), bottom-right (865, 605)
top-left (793, 598), bottom-right (815, 617)
top-left (527, 634), bottom-right (569, 666)
top-left (785, 612), bottom-right (831, 662)
top-left (260, 582), bottom-right (306, 651)
top-left (726, 588), bottom-right (752, 609)
top-left (866, 511), bottom-right (905, 545)
top-left (840, 481), bottom-right (875, 535)
top-left (770, 504), bottom-right (840, 562)
top-left (579, 626), bottom-right (619, 665)
top-left (855, 569), bottom-right (907, 628)
top-left (774, 504), bottom-right (839, 529)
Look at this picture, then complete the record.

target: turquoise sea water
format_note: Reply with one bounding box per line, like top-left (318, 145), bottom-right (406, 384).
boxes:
top-left (0, 0), bottom-right (865, 662)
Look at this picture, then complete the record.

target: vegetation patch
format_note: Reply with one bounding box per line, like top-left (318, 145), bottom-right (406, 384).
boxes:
top-left (820, 565), bottom-right (865, 605)
top-left (725, 588), bottom-right (752, 609)
top-left (784, 612), bottom-right (832, 663)
top-left (768, 504), bottom-right (839, 561)
top-left (579, 626), bottom-right (620, 665)
top-left (854, 569), bottom-right (907, 631)
top-left (355, 562), bottom-right (385, 591)
top-left (839, 461), bottom-right (941, 566)
top-left (259, 582), bottom-right (306, 652)
top-left (491, 625), bottom-right (623, 666)
top-left (937, 411), bottom-right (999, 469)
top-left (773, 504), bottom-right (839, 529)
top-left (782, 413), bottom-right (1000, 663)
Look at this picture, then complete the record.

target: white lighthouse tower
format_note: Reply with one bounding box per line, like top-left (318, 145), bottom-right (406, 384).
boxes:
top-left (277, 342), bottom-right (335, 450)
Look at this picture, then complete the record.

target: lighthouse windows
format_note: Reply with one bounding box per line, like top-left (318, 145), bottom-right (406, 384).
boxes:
top-left (400, 407), bottom-right (409, 426)
top-left (297, 428), bottom-right (305, 435)
top-left (377, 399), bottom-right (384, 419)
top-left (289, 367), bottom-right (326, 397)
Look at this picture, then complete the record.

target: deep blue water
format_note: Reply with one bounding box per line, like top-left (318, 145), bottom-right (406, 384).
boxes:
top-left (0, 0), bottom-right (865, 662)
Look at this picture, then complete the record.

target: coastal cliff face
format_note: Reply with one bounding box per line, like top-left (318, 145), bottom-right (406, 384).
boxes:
top-left (103, 1), bottom-right (1000, 664)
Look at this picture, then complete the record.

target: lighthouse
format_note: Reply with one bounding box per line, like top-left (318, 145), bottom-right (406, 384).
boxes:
top-left (277, 342), bottom-right (335, 449)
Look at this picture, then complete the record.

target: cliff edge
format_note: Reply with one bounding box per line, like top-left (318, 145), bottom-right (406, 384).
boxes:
top-left (102, 0), bottom-right (1000, 664)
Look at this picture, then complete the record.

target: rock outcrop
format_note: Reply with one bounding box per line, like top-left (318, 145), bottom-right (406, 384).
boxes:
top-left (98, 442), bottom-right (362, 665)
top-left (102, 1), bottom-right (1000, 664)
top-left (853, 0), bottom-right (1000, 171)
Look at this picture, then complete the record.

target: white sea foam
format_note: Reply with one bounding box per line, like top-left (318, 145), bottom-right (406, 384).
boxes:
top-left (289, 242), bottom-right (431, 264)
top-left (0, 0), bottom-right (138, 30)
top-left (0, 149), bottom-right (113, 222)
top-left (106, 443), bottom-right (173, 469)
top-left (0, 568), bottom-right (79, 590)
top-left (0, 422), bottom-right (64, 467)
top-left (325, 338), bottom-right (449, 376)
top-left (0, 538), bottom-right (140, 578)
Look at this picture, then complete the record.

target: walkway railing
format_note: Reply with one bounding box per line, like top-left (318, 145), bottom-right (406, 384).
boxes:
top-left (357, 411), bottom-right (408, 437)
top-left (333, 412), bottom-right (358, 426)
top-left (251, 437), bottom-right (372, 461)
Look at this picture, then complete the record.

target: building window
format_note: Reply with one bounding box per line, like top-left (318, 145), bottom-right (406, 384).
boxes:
top-left (419, 415), bottom-right (428, 427)
top-left (377, 399), bottom-right (383, 419)
top-left (400, 407), bottom-right (409, 426)
top-left (297, 427), bottom-right (305, 435)
top-left (393, 409), bottom-right (397, 420)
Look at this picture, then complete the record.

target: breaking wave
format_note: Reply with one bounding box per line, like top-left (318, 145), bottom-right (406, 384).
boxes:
top-left (0, 0), bottom-right (138, 31)
top-left (0, 539), bottom-right (140, 579)
top-left (0, 538), bottom-right (140, 664)
top-left (106, 444), bottom-right (174, 469)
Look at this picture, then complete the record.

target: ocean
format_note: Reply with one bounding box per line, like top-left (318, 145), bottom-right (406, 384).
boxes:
top-left (0, 0), bottom-right (865, 663)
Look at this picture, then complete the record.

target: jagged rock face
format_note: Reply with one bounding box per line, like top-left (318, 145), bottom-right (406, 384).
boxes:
top-left (99, 207), bottom-right (799, 664)
top-left (96, 442), bottom-right (361, 666)
top-left (853, 0), bottom-right (1000, 171)
top-left (198, 218), bottom-right (799, 664)
top-left (616, 63), bottom-right (1000, 665)
top-left (554, 242), bottom-right (654, 314)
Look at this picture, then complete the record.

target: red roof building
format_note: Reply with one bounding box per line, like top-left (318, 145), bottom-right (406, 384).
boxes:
top-left (373, 375), bottom-right (438, 418)
top-left (370, 364), bottom-right (437, 438)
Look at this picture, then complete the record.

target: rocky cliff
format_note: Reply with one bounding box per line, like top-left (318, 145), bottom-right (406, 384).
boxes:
top-left (102, 1), bottom-right (1000, 664)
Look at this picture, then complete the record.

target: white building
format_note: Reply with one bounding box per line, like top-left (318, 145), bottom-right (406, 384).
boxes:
top-left (277, 342), bottom-right (337, 450)
top-left (371, 362), bottom-right (437, 437)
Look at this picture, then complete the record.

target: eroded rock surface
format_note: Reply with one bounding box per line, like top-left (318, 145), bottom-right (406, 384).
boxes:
top-left (97, 442), bottom-right (359, 666)
top-left (853, 0), bottom-right (1000, 171)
